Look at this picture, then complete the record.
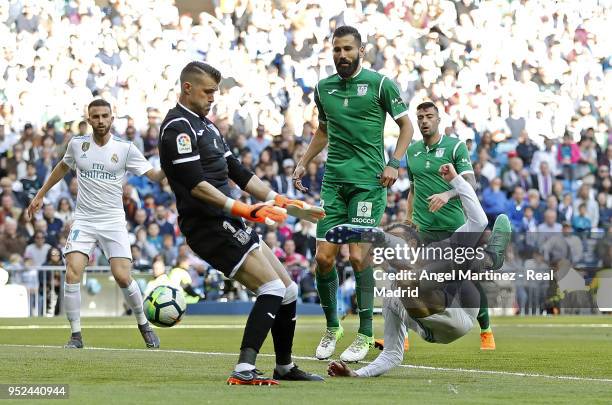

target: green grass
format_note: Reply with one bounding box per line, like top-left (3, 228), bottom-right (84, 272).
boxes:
top-left (0, 315), bottom-right (611, 404)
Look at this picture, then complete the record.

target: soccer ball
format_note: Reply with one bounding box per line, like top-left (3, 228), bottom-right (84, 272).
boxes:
top-left (144, 285), bottom-right (186, 327)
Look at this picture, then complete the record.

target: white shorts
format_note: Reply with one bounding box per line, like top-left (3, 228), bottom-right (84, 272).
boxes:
top-left (64, 220), bottom-right (132, 261)
top-left (408, 306), bottom-right (477, 344)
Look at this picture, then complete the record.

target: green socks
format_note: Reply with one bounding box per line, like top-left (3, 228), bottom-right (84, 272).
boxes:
top-left (475, 282), bottom-right (491, 331)
top-left (354, 266), bottom-right (374, 337)
top-left (316, 266), bottom-right (339, 329)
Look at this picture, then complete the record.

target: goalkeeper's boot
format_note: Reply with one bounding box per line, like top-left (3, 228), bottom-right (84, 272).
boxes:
top-left (374, 336), bottom-right (409, 352)
top-left (226, 369), bottom-right (279, 386)
top-left (64, 332), bottom-right (83, 349)
top-left (480, 331), bottom-right (496, 350)
top-left (340, 333), bottom-right (374, 362)
top-left (485, 214), bottom-right (512, 270)
top-left (325, 224), bottom-right (385, 245)
top-left (138, 322), bottom-right (160, 348)
top-left (315, 325), bottom-right (344, 360)
top-left (273, 364), bottom-right (324, 381)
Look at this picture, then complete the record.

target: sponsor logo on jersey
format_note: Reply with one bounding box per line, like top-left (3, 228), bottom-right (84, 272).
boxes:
top-left (176, 133), bottom-right (192, 154)
top-left (357, 84), bottom-right (368, 96)
top-left (352, 217), bottom-right (376, 225)
top-left (82, 142), bottom-right (90, 152)
top-left (356, 201), bottom-right (372, 218)
top-left (111, 153), bottom-right (118, 163)
top-left (392, 97), bottom-right (403, 104)
top-left (435, 148), bottom-right (445, 158)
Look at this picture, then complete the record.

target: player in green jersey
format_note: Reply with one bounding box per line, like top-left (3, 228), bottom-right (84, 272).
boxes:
top-left (292, 25), bottom-right (414, 362)
top-left (405, 101), bottom-right (496, 350)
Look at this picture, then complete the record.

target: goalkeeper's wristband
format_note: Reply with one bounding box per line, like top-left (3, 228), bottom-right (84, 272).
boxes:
top-left (223, 198), bottom-right (249, 217)
top-left (266, 190), bottom-right (278, 201)
top-left (386, 157), bottom-right (401, 169)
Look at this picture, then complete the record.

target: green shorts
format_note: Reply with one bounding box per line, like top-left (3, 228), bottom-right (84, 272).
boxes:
top-left (316, 182), bottom-right (387, 240)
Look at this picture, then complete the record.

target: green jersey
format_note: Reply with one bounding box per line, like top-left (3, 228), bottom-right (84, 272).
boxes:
top-left (406, 136), bottom-right (474, 231)
top-left (315, 67), bottom-right (408, 186)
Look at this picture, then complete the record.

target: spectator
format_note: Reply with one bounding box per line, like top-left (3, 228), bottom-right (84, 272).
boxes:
top-left (596, 192), bottom-right (612, 228)
top-left (506, 186), bottom-right (527, 232)
top-left (55, 197), bottom-right (73, 224)
top-left (572, 204), bottom-right (592, 234)
top-left (24, 231), bottom-right (51, 267)
top-left (558, 193), bottom-right (574, 224)
top-left (532, 161), bottom-right (554, 200)
top-left (41, 247), bottom-right (63, 317)
top-left (42, 204), bottom-right (63, 246)
top-left (153, 205), bottom-right (175, 240)
top-left (573, 184), bottom-right (599, 230)
top-left (482, 177), bottom-right (507, 225)
top-left (246, 124), bottom-right (270, 163)
top-left (0, 217), bottom-right (27, 261)
top-left (531, 136), bottom-right (558, 176)
top-left (516, 131), bottom-right (537, 167)
top-left (477, 149), bottom-right (497, 182)
top-left (536, 209), bottom-right (563, 247)
top-left (526, 189), bottom-right (545, 224)
top-left (557, 133), bottom-right (580, 186)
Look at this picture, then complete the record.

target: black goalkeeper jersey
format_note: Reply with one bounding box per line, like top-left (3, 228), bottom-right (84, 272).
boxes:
top-left (159, 103), bottom-right (234, 223)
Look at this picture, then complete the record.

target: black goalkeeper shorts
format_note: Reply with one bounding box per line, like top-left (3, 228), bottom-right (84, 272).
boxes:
top-left (181, 216), bottom-right (260, 278)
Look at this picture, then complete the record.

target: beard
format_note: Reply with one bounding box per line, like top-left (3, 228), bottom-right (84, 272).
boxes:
top-left (335, 57), bottom-right (360, 78)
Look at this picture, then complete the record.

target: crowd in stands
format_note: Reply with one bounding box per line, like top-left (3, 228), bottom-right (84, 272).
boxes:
top-left (0, 0), bottom-right (610, 315)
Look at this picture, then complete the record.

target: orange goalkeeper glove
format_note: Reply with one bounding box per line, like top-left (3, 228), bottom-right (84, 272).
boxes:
top-left (226, 199), bottom-right (287, 226)
top-left (273, 194), bottom-right (326, 223)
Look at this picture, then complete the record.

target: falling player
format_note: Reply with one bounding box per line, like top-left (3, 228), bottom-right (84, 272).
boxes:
top-left (27, 99), bottom-right (166, 349)
top-left (326, 164), bottom-right (511, 377)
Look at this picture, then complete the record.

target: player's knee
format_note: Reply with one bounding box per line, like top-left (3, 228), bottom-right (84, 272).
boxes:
top-left (65, 265), bottom-right (82, 283)
top-left (282, 281), bottom-right (298, 305)
top-left (257, 278), bottom-right (286, 298)
top-left (349, 254), bottom-right (367, 271)
top-left (113, 274), bottom-right (132, 288)
top-left (315, 251), bottom-right (335, 272)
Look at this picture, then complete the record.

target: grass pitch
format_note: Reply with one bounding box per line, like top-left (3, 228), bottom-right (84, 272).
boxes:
top-left (0, 315), bottom-right (611, 404)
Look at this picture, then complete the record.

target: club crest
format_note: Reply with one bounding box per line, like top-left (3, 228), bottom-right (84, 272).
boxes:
top-left (82, 142), bottom-right (90, 152)
top-left (111, 153), bottom-right (118, 163)
top-left (357, 84), bottom-right (368, 96)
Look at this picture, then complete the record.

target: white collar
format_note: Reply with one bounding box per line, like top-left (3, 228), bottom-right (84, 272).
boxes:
top-left (178, 101), bottom-right (200, 119)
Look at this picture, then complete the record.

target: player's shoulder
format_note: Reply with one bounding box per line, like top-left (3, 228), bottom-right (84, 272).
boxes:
top-left (317, 73), bottom-right (341, 87)
top-left (441, 135), bottom-right (463, 147)
top-left (70, 134), bottom-right (92, 143)
top-left (407, 140), bottom-right (425, 153)
top-left (361, 67), bottom-right (385, 82)
top-left (160, 107), bottom-right (197, 138)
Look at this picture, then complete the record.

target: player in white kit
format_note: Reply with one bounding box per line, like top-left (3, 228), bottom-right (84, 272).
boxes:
top-left (27, 99), bottom-right (166, 349)
top-left (325, 164), bottom-right (511, 377)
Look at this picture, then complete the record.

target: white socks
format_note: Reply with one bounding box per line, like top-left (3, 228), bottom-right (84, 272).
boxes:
top-left (64, 282), bottom-right (81, 333)
top-left (121, 279), bottom-right (148, 325)
top-left (235, 363), bottom-right (256, 372)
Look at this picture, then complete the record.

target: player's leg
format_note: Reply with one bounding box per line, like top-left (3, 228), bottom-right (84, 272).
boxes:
top-left (230, 247), bottom-right (285, 385)
top-left (108, 257), bottom-right (159, 348)
top-left (314, 182), bottom-right (346, 359)
top-left (62, 223), bottom-right (97, 349)
top-left (103, 228), bottom-right (159, 348)
top-left (259, 242), bottom-right (323, 381)
top-left (339, 184), bottom-right (386, 362)
top-left (63, 252), bottom-right (88, 348)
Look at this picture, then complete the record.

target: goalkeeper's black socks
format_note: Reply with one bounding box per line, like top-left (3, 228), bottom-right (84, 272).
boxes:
top-left (237, 294), bottom-right (283, 369)
top-left (271, 299), bottom-right (297, 367)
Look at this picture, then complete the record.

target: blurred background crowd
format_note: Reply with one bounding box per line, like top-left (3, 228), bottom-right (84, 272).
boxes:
top-left (0, 0), bottom-right (610, 315)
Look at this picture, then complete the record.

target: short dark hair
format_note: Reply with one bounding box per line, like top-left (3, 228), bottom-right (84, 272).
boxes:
top-left (416, 101), bottom-right (438, 113)
top-left (332, 25), bottom-right (361, 46)
top-left (180, 61), bottom-right (222, 85)
top-left (88, 98), bottom-right (112, 112)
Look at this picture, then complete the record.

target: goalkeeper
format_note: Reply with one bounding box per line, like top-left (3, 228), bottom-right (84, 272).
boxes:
top-left (326, 164), bottom-right (511, 377)
top-left (159, 61), bottom-right (324, 386)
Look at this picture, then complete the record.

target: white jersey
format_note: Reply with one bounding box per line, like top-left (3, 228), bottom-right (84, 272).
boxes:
top-left (62, 135), bottom-right (152, 227)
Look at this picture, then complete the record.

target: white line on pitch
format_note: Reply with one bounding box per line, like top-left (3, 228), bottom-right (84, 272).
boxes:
top-left (1, 344), bottom-right (611, 384)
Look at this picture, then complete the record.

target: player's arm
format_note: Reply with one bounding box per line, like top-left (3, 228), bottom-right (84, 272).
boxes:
top-left (144, 168), bottom-right (166, 182)
top-left (406, 183), bottom-right (415, 225)
top-left (428, 142), bottom-right (476, 213)
top-left (293, 85), bottom-right (328, 192)
top-left (381, 115), bottom-right (414, 187)
top-left (223, 138), bottom-right (325, 223)
top-left (161, 125), bottom-right (286, 225)
top-left (379, 77), bottom-right (413, 187)
top-left (27, 147), bottom-right (73, 219)
top-left (439, 164), bottom-right (487, 232)
top-left (328, 303), bottom-right (407, 378)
